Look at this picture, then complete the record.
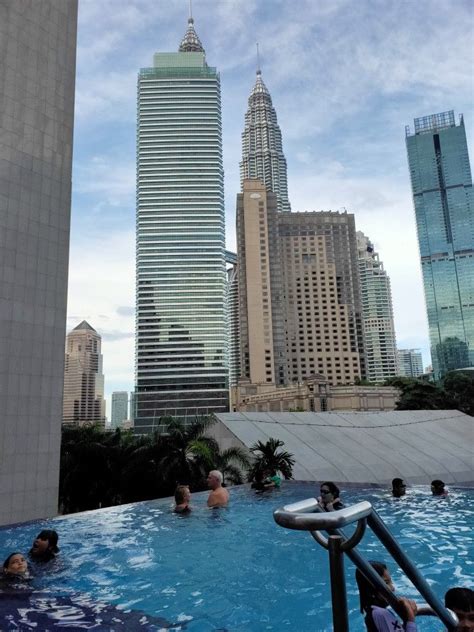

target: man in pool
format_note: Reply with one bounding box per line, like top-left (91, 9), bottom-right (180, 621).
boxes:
top-left (207, 470), bottom-right (229, 508)
top-left (445, 587), bottom-right (474, 631)
top-left (391, 478), bottom-right (407, 498)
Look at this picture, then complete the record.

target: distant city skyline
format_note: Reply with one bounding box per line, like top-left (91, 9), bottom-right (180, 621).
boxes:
top-left (68, 0), bottom-right (473, 410)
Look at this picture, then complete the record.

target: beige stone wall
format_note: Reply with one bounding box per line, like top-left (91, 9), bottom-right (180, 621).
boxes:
top-left (233, 379), bottom-right (398, 413)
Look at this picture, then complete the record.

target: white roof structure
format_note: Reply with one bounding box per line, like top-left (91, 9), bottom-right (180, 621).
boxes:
top-left (212, 410), bottom-right (473, 485)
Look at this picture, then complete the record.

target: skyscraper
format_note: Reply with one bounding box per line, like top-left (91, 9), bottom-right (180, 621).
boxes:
top-left (279, 210), bottom-right (364, 386)
top-left (240, 69), bottom-right (291, 213)
top-left (135, 17), bottom-right (228, 432)
top-left (237, 180), bottom-right (364, 388)
top-left (357, 231), bottom-right (398, 382)
top-left (397, 349), bottom-right (424, 378)
top-left (111, 391), bottom-right (129, 429)
top-left (406, 111), bottom-right (473, 378)
top-left (63, 321), bottom-right (106, 427)
top-left (0, 0), bottom-right (77, 526)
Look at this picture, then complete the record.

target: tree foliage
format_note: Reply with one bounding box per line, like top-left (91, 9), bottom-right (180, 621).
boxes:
top-left (59, 417), bottom-right (254, 514)
top-left (248, 438), bottom-right (295, 481)
top-left (385, 371), bottom-right (474, 416)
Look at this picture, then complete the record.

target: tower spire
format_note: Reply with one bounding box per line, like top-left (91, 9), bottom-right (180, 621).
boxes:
top-left (240, 67), bottom-right (291, 212)
top-left (179, 4), bottom-right (205, 53)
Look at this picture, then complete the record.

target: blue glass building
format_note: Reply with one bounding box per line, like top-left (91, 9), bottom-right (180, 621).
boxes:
top-left (406, 111), bottom-right (473, 378)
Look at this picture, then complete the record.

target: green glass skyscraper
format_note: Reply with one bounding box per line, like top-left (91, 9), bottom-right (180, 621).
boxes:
top-left (134, 18), bottom-right (228, 432)
top-left (406, 111), bottom-right (473, 379)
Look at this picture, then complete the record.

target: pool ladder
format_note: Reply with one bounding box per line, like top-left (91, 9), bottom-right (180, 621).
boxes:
top-left (273, 499), bottom-right (459, 631)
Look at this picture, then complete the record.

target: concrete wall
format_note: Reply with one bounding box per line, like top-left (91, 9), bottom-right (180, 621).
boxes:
top-left (0, 0), bottom-right (77, 525)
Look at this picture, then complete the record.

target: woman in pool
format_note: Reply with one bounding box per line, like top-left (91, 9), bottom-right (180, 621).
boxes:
top-left (2, 552), bottom-right (30, 581)
top-left (174, 485), bottom-right (191, 513)
top-left (355, 561), bottom-right (418, 631)
top-left (317, 481), bottom-right (344, 511)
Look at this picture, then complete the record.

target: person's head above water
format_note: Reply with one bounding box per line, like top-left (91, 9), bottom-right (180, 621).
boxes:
top-left (3, 552), bottom-right (28, 577)
top-left (30, 529), bottom-right (59, 559)
top-left (355, 560), bottom-right (392, 612)
top-left (445, 587), bottom-right (474, 631)
top-left (174, 485), bottom-right (191, 506)
top-left (431, 479), bottom-right (447, 495)
top-left (207, 470), bottom-right (223, 490)
top-left (320, 481), bottom-right (340, 500)
top-left (391, 478), bottom-right (406, 497)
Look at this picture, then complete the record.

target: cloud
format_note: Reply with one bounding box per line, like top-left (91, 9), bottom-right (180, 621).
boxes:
top-left (101, 330), bottom-right (134, 342)
top-left (116, 306), bottom-right (135, 317)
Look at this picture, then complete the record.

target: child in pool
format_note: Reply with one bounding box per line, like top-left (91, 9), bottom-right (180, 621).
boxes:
top-left (355, 560), bottom-right (417, 631)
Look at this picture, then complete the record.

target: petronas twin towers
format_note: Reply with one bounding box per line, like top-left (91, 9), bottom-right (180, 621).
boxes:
top-left (241, 69), bottom-right (291, 213)
top-left (134, 17), bottom-right (291, 430)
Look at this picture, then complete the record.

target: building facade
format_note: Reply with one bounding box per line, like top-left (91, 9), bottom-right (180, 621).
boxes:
top-left (236, 181), bottom-right (365, 388)
top-left (135, 17), bottom-right (228, 432)
top-left (231, 376), bottom-right (399, 413)
top-left (357, 231), bottom-right (398, 382)
top-left (406, 111), bottom-right (473, 378)
top-left (63, 321), bottom-right (106, 426)
top-left (397, 349), bottom-right (424, 378)
top-left (0, 0), bottom-right (77, 526)
top-left (111, 391), bottom-right (129, 429)
top-left (240, 69), bottom-right (291, 212)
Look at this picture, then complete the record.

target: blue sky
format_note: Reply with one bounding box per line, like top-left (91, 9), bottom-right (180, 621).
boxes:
top-left (68, 0), bottom-right (474, 416)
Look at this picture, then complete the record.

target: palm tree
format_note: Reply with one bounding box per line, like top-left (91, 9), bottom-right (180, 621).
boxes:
top-left (248, 438), bottom-right (295, 481)
top-left (158, 416), bottom-right (218, 491)
top-left (210, 445), bottom-right (251, 486)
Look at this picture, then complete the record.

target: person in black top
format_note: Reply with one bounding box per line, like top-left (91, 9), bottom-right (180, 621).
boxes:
top-left (318, 481), bottom-right (344, 511)
top-left (391, 478), bottom-right (407, 498)
top-left (29, 530), bottom-right (59, 562)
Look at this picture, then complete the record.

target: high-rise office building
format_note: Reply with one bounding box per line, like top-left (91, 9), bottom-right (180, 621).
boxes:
top-left (237, 181), bottom-right (364, 388)
top-left (111, 391), bottom-right (129, 429)
top-left (227, 262), bottom-right (240, 387)
top-left (279, 210), bottom-right (364, 386)
top-left (397, 349), bottom-right (424, 378)
top-left (406, 111), bottom-right (473, 378)
top-left (0, 0), bottom-right (77, 526)
top-left (240, 69), bottom-right (290, 213)
top-left (63, 322), bottom-right (106, 426)
top-left (357, 232), bottom-right (398, 382)
top-left (135, 17), bottom-right (228, 432)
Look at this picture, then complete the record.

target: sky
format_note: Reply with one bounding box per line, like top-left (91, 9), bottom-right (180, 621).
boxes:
top-left (68, 0), bottom-right (474, 418)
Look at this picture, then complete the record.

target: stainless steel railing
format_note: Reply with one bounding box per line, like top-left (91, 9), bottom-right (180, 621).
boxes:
top-left (273, 499), bottom-right (459, 632)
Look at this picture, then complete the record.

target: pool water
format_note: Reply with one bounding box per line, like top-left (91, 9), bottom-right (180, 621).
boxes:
top-left (0, 483), bottom-right (472, 631)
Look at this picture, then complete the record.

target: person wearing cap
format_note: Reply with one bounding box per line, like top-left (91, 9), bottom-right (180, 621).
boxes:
top-left (29, 529), bottom-right (59, 562)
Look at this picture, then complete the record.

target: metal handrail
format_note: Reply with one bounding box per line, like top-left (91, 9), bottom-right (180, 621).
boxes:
top-left (273, 498), bottom-right (459, 632)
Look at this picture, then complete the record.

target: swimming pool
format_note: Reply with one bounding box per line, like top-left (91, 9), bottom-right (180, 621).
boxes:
top-left (0, 483), bottom-right (472, 631)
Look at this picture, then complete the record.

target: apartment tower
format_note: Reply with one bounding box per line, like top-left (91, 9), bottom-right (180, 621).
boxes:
top-left (63, 321), bottom-right (106, 426)
top-left (237, 185), bottom-right (364, 387)
top-left (111, 391), bottom-right (129, 429)
top-left (406, 111), bottom-right (473, 378)
top-left (357, 231), bottom-right (398, 382)
top-left (397, 349), bottom-right (424, 378)
top-left (0, 0), bottom-right (77, 525)
top-left (279, 211), bottom-right (364, 385)
top-left (135, 17), bottom-right (228, 432)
